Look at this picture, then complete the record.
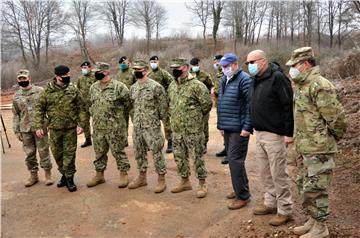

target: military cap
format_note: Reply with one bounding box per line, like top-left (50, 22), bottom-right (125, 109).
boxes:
top-left (220, 53), bottom-right (238, 66)
top-left (169, 58), bottom-right (188, 68)
top-left (54, 65), bottom-right (70, 76)
top-left (81, 61), bottom-right (91, 67)
top-left (119, 56), bottom-right (127, 63)
top-left (95, 62), bottom-right (110, 71)
top-left (149, 55), bottom-right (159, 61)
top-left (190, 57), bottom-right (200, 65)
top-left (132, 60), bottom-right (148, 70)
top-left (213, 55), bottom-right (223, 60)
top-left (17, 69), bottom-right (30, 79)
top-left (286, 47), bottom-right (315, 66)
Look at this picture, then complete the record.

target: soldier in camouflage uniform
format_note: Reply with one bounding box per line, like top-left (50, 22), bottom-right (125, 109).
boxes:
top-left (148, 55), bottom-right (174, 153)
top-left (77, 61), bottom-right (96, 148)
top-left (189, 57), bottom-right (214, 154)
top-left (168, 58), bottom-right (212, 198)
top-left (286, 47), bottom-right (346, 238)
top-left (87, 62), bottom-right (131, 189)
top-left (35, 65), bottom-right (86, 192)
top-left (12, 69), bottom-right (54, 187)
top-left (117, 56), bottom-right (136, 89)
top-left (128, 60), bottom-right (168, 193)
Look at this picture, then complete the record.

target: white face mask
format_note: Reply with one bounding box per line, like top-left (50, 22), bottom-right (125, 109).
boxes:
top-left (289, 67), bottom-right (301, 79)
top-left (81, 69), bottom-right (89, 75)
top-left (222, 66), bottom-right (234, 79)
top-left (150, 63), bottom-right (158, 70)
top-left (213, 64), bottom-right (219, 70)
top-left (191, 66), bottom-right (200, 72)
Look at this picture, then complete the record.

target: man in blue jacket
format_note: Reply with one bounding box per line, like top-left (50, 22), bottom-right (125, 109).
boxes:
top-left (217, 53), bottom-right (253, 210)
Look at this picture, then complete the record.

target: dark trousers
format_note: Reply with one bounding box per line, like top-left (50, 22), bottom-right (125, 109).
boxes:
top-left (224, 131), bottom-right (251, 200)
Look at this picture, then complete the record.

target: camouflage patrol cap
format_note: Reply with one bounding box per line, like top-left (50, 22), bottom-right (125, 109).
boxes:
top-left (169, 58), bottom-right (188, 68)
top-left (17, 69), bottom-right (30, 79)
top-left (132, 60), bottom-right (149, 70)
top-left (286, 47), bottom-right (315, 66)
top-left (95, 62), bottom-right (110, 71)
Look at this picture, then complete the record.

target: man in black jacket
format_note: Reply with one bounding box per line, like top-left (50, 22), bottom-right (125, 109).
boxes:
top-left (246, 50), bottom-right (294, 226)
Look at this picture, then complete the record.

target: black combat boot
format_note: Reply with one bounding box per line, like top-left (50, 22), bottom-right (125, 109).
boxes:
top-left (80, 137), bottom-right (92, 148)
top-left (221, 157), bottom-right (229, 165)
top-left (216, 148), bottom-right (227, 157)
top-left (166, 139), bottom-right (173, 153)
top-left (66, 176), bottom-right (77, 192)
top-left (57, 175), bottom-right (67, 188)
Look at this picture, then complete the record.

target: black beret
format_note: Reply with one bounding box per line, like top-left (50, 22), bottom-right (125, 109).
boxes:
top-left (54, 65), bottom-right (70, 76)
top-left (81, 61), bottom-right (91, 67)
top-left (119, 56), bottom-right (127, 63)
top-left (214, 55), bottom-right (223, 60)
top-left (190, 57), bottom-right (200, 65)
top-left (149, 55), bottom-right (159, 61)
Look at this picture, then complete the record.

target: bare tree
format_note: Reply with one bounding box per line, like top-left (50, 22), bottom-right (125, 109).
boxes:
top-left (186, 0), bottom-right (211, 39)
top-left (154, 3), bottom-right (168, 41)
top-left (211, 0), bottom-right (224, 49)
top-left (327, 0), bottom-right (339, 48)
top-left (302, 0), bottom-right (314, 46)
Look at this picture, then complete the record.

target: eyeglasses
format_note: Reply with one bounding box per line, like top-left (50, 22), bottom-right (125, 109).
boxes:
top-left (245, 58), bottom-right (264, 65)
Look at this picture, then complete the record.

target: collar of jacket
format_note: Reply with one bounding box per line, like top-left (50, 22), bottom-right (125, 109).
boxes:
top-left (226, 69), bottom-right (241, 83)
top-left (292, 66), bottom-right (320, 85)
top-left (176, 72), bottom-right (195, 85)
top-left (19, 85), bottom-right (34, 95)
top-left (49, 78), bottom-right (70, 91)
top-left (100, 77), bottom-right (116, 90)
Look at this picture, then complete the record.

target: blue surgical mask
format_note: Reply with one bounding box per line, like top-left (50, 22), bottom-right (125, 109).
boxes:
top-left (248, 63), bottom-right (259, 76)
top-left (191, 66), bottom-right (200, 72)
top-left (150, 63), bottom-right (158, 70)
top-left (222, 66), bottom-right (234, 79)
top-left (289, 67), bottom-right (301, 79)
top-left (119, 63), bottom-right (128, 70)
top-left (81, 69), bottom-right (89, 75)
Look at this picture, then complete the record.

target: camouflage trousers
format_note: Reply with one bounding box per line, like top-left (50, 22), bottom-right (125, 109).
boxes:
top-left (173, 133), bottom-right (208, 179)
top-left (203, 112), bottom-right (210, 147)
top-left (162, 110), bottom-right (172, 141)
top-left (133, 126), bottom-right (166, 175)
top-left (83, 108), bottom-right (92, 139)
top-left (49, 128), bottom-right (77, 178)
top-left (93, 129), bottom-right (130, 172)
top-left (296, 154), bottom-right (335, 221)
top-left (21, 132), bottom-right (52, 172)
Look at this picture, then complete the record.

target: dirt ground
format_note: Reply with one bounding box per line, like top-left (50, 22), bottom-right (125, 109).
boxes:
top-left (1, 91), bottom-right (359, 237)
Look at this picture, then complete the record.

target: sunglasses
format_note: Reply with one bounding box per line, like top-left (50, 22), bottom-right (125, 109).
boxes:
top-left (245, 58), bottom-right (264, 65)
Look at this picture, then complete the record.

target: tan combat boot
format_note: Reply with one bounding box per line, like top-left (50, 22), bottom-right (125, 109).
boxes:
top-left (269, 213), bottom-right (292, 226)
top-left (154, 174), bottom-right (166, 193)
top-left (293, 217), bottom-right (315, 235)
top-left (196, 179), bottom-right (208, 198)
top-left (300, 220), bottom-right (329, 238)
top-left (25, 171), bottom-right (39, 187)
top-left (128, 172), bottom-right (147, 189)
top-left (44, 170), bottom-right (54, 186)
top-left (86, 171), bottom-right (105, 187)
top-left (118, 171), bottom-right (129, 188)
top-left (171, 177), bottom-right (192, 193)
top-left (253, 204), bottom-right (277, 215)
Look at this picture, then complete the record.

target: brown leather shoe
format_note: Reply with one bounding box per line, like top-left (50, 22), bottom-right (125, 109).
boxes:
top-left (226, 191), bottom-right (236, 199)
top-left (227, 199), bottom-right (249, 210)
top-left (253, 204), bottom-right (277, 215)
top-left (269, 213), bottom-right (292, 226)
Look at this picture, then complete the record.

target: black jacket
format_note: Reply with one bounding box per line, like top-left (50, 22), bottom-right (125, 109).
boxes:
top-left (249, 63), bottom-right (294, 137)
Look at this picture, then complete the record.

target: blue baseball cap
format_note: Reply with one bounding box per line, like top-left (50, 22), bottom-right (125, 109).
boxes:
top-left (220, 53), bottom-right (239, 66)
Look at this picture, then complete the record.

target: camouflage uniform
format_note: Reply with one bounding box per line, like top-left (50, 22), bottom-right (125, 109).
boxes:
top-left (117, 68), bottom-right (136, 90)
top-left (190, 69), bottom-right (213, 149)
top-left (168, 60), bottom-right (212, 179)
top-left (212, 67), bottom-right (223, 107)
top-left (77, 71), bottom-right (96, 139)
top-left (130, 75), bottom-right (168, 175)
top-left (148, 66), bottom-right (173, 141)
top-left (287, 47), bottom-right (346, 222)
top-left (34, 80), bottom-right (86, 178)
top-left (90, 73), bottom-right (131, 173)
top-left (12, 84), bottom-right (52, 172)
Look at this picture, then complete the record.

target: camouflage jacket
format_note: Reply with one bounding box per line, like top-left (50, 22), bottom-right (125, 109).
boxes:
top-left (13, 85), bottom-right (45, 133)
top-left (213, 67), bottom-right (224, 97)
top-left (34, 80), bottom-right (86, 130)
top-left (90, 78), bottom-right (131, 131)
top-left (292, 66), bottom-right (346, 155)
top-left (148, 67), bottom-right (173, 91)
top-left (190, 69), bottom-right (214, 91)
top-left (130, 78), bottom-right (167, 130)
top-left (168, 73), bottom-right (212, 134)
top-left (117, 68), bottom-right (136, 89)
top-left (77, 71), bottom-right (96, 107)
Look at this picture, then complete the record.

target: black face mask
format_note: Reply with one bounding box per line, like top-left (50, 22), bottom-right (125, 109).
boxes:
top-left (18, 81), bottom-right (30, 88)
top-left (134, 71), bottom-right (144, 79)
top-left (95, 71), bottom-right (106, 80)
top-left (61, 76), bottom-right (71, 84)
top-left (172, 69), bottom-right (183, 79)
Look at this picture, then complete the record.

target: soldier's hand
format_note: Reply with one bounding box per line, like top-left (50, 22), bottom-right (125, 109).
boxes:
top-left (210, 87), bottom-right (215, 99)
top-left (219, 130), bottom-right (224, 137)
top-left (284, 136), bottom-right (293, 146)
top-left (240, 130), bottom-right (250, 137)
top-left (36, 129), bottom-right (44, 139)
top-left (15, 133), bottom-right (23, 142)
top-left (77, 127), bottom-right (84, 135)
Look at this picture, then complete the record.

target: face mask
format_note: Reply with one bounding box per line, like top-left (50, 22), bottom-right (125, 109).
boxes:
top-left (289, 67), bottom-right (301, 79)
top-left (18, 81), bottom-right (30, 87)
top-left (61, 76), bottom-right (70, 84)
top-left (172, 69), bottom-right (183, 79)
top-left (150, 63), bottom-right (158, 70)
top-left (134, 71), bottom-right (144, 79)
top-left (222, 66), bottom-right (234, 79)
top-left (81, 69), bottom-right (89, 75)
top-left (213, 64), bottom-right (219, 70)
top-left (191, 66), bottom-right (200, 72)
top-left (95, 71), bottom-right (105, 80)
top-left (119, 63), bottom-right (128, 70)
top-left (248, 63), bottom-right (259, 76)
